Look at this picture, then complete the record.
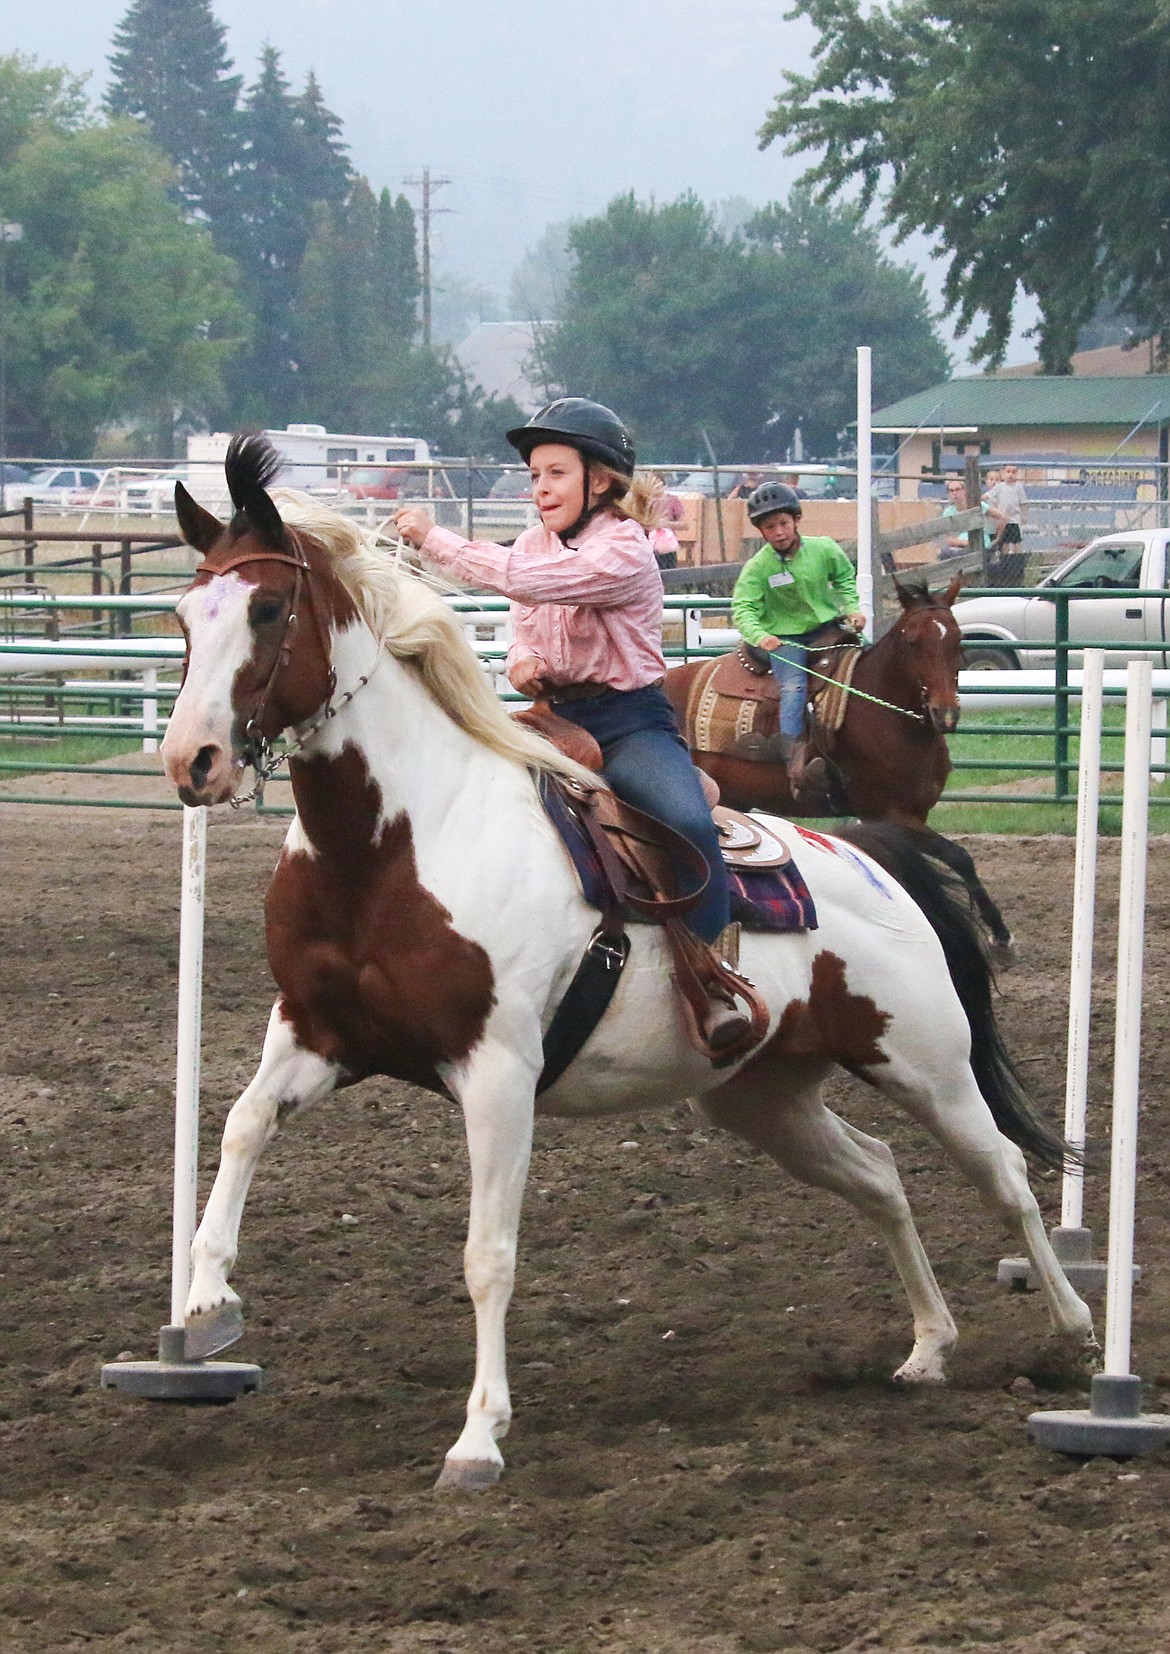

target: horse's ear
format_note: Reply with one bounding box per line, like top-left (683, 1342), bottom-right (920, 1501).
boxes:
top-left (942, 570), bottom-right (964, 607)
top-left (174, 482), bottom-right (224, 552)
top-left (239, 486), bottom-right (286, 547)
top-left (893, 577), bottom-right (928, 611)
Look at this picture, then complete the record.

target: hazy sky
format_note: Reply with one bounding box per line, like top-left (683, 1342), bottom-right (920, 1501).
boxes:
top-left (3, 0), bottom-right (1036, 365)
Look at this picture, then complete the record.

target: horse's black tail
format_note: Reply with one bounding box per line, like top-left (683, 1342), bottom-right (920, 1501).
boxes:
top-left (836, 821), bottom-right (1072, 1173)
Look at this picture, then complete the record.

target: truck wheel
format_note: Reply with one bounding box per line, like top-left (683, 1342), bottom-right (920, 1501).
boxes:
top-left (960, 643), bottom-right (1018, 671)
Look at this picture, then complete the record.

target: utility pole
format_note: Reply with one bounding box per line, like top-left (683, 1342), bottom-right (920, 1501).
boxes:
top-left (402, 167), bottom-right (452, 346)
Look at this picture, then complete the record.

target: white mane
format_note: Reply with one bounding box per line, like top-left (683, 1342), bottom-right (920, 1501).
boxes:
top-left (272, 489), bottom-right (594, 786)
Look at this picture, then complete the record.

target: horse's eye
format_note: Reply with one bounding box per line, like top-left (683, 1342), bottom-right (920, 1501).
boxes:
top-left (251, 598), bottom-right (283, 627)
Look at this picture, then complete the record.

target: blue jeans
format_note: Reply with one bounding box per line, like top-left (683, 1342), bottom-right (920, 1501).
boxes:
top-left (551, 683), bottom-right (730, 943)
top-left (769, 629), bottom-right (823, 738)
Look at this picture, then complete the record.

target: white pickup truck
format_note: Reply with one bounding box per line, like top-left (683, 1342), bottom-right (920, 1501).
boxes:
top-left (952, 529), bottom-right (1170, 669)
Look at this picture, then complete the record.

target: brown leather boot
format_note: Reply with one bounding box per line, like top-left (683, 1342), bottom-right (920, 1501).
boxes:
top-left (702, 993), bottom-right (753, 1052)
top-left (785, 737), bottom-right (810, 797)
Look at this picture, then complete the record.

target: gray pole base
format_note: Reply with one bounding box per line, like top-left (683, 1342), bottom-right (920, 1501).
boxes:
top-left (1028, 1373), bottom-right (1170, 1458)
top-left (997, 1226), bottom-right (1137, 1294)
top-left (101, 1324), bottom-right (262, 1403)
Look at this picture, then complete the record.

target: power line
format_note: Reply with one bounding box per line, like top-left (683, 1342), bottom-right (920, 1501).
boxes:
top-left (402, 167), bottom-right (453, 346)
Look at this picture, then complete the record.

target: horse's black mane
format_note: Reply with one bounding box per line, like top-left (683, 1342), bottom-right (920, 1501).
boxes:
top-left (225, 431), bottom-right (283, 513)
top-left (224, 431), bottom-right (286, 544)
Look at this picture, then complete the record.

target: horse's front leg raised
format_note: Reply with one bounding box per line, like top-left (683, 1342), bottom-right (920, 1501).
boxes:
top-left (184, 1001), bottom-right (341, 1359)
top-left (436, 1037), bottom-right (536, 1491)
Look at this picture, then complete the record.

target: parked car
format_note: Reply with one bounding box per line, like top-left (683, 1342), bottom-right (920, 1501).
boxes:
top-left (488, 469), bottom-right (535, 500)
top-left (21, 465), bottom-right (108, 508)
top-left (122, 469), bottom-right (190, 514)
top-left (952, 530), bottom-right (1170, 669)
top-left (0, 461), bottom-right (29, 505)
top-left (338, 465), bottom-right (413, 501)
top-left (674, 468), bottom-right (751, 497)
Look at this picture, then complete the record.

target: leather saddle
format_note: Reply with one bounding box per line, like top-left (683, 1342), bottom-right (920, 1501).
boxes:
top-left (685, 624), bottom-right (862, 765)
top-left (516, 700), bottom-right (790, 872)
top-left (516, 699), bottom-right (772, 1067)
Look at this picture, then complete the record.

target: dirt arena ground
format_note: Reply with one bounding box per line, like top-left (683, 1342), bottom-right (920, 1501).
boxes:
top-left (4, 807), bottom-right (1170, 1653)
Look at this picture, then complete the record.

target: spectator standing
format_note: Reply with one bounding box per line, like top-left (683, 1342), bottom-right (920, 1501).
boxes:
top-left (984, 463), bottom-right (1027, 553)
top-left (940, 475), bottom-right (976, 558)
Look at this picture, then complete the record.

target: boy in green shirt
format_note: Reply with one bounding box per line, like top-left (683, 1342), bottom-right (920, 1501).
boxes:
top-left (731, 481), bottom-right (864, 794)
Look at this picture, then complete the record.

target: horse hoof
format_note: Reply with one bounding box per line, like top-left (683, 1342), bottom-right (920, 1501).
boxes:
top-left (893, 1356), bottom-right (949, 1385)
top-left (434, 1457), bottom-right (502, 1492)
top-left (184, 1302), bottom-right (245, 1361)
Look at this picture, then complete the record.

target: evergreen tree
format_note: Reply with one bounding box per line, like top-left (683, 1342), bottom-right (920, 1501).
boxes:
top-left (223, 47), bottom-right (350, 423)
top-left (291, 182), bottom-right (513, 450)
top-left (105, 0), bottom-right (240, 222)
top-left (377, 189), bottom-right (419, 341)
top-left (294, 71), bottom-right (350, 206)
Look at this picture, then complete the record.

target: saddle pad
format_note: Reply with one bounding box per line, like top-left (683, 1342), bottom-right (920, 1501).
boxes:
top-left (810, 644), bottom-right (863, 743)
top-left (685, 656), bottom-right (780, 757)
top-left (540, 777), bottom-right (817, 934)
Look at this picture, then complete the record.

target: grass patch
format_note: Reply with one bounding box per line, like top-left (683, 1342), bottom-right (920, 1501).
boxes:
top-left (937, 706), bottom-right (1169, 834)
top-left (0, 732), bottom-right (142, 778)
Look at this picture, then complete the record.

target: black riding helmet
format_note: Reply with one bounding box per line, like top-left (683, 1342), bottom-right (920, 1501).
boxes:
top-left (747, 480), bottom-right (803, 524)
top-left (506, 398), bottom-right (636, 479)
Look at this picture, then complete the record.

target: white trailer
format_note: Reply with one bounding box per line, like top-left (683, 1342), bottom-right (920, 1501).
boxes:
top-left (186, 424), bottom-right (431, 491)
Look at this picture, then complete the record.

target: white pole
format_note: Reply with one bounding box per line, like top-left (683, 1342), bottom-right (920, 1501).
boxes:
top-left (1061, 649), bottom-right (1104, 1229)
top-left (856, 346), bottom-right (874, 635)
top-left (170, 805), bottom-right (206, 1328)
top-left (1103, 659), bottom-right (1152, 1377)
top-left (142, 666), bottom-right (159, 754)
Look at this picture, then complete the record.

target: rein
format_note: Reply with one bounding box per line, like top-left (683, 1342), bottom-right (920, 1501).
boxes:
top-left (802, 622), bottom-right (954, 725)
top-left (194, 530), bottom-right (372, 810)
top-left (803, 649), bottom-right (927, 723)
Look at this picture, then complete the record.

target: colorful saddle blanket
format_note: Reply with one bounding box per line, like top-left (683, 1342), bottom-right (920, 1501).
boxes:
top-left (540, 779), bottom-right (817, 934)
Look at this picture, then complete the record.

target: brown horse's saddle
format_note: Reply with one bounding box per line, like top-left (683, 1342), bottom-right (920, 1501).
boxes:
top-left (516, 700), bottom-right (790, 870)
top-left (683, 627), bottom-right (863, 762)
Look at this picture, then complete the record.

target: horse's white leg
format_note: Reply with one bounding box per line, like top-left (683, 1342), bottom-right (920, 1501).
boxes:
top-left (437, 1039), bottom-right (536, 1492)
top-left (184, 1002), bottom-right (341, 1358)
top-left (876, 1059), bottom-right (1094, 1348)
top-left (704, 1066), bottom-right (958, 1383)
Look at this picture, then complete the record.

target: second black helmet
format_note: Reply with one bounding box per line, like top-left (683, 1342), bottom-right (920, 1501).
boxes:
top-left (506, 398), bottom-right (636, 479)
top-left (746, 480), bottom-right (803, 524)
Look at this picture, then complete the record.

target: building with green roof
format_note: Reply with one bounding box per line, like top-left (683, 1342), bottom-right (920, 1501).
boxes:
top-left (873, 375), bottom-right (1170, 495)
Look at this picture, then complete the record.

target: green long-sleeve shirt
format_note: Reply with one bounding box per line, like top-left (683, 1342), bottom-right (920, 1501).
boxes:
top-left (731, 536), bottom-right (860, 645)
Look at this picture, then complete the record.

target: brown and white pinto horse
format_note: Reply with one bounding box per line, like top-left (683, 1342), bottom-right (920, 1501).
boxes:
top-left (159, 435), bottom-right (1090, 1489)
top-left (664, 579), bottom-right (1014, 954)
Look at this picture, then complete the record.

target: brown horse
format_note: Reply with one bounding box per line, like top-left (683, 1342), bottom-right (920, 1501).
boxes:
top-left (665, 575), bottom-right (1013, 953)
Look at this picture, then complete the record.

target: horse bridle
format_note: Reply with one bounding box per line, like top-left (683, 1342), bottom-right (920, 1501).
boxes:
top-left (193, 528), bottom-right (366, 802)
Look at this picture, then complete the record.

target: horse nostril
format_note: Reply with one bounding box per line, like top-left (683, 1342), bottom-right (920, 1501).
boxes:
top-left (191, 744), bottom-right (219, 787)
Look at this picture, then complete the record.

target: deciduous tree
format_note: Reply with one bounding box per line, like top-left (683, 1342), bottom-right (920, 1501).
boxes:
top-left (1, 91), bottom-right (245, 454)
top-left (761, 0), bottom-right (1170, 370)
top-left (536, 190), bottom-right (947, 460)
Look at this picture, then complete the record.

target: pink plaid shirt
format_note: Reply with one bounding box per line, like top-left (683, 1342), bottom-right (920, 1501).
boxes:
top-left (420, 511), bottom-right (666, 692)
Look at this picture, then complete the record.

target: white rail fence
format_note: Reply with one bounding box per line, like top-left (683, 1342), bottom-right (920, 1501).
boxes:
top-left (4, 595), bottom-right (1170, 770)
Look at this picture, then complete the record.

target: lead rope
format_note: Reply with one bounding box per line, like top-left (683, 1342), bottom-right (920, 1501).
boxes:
top-left (756, 636), bottom-right (928, 724)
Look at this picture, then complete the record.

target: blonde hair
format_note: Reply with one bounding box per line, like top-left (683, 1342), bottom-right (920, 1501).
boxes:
top-left (588, 463), bottom-right (663, 529)
top-left (271, 489), bottom-right (594, 786)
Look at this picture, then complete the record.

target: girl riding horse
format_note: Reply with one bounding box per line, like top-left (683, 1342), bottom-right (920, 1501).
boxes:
top-left (394, 397), bottom-right (751, 1052)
